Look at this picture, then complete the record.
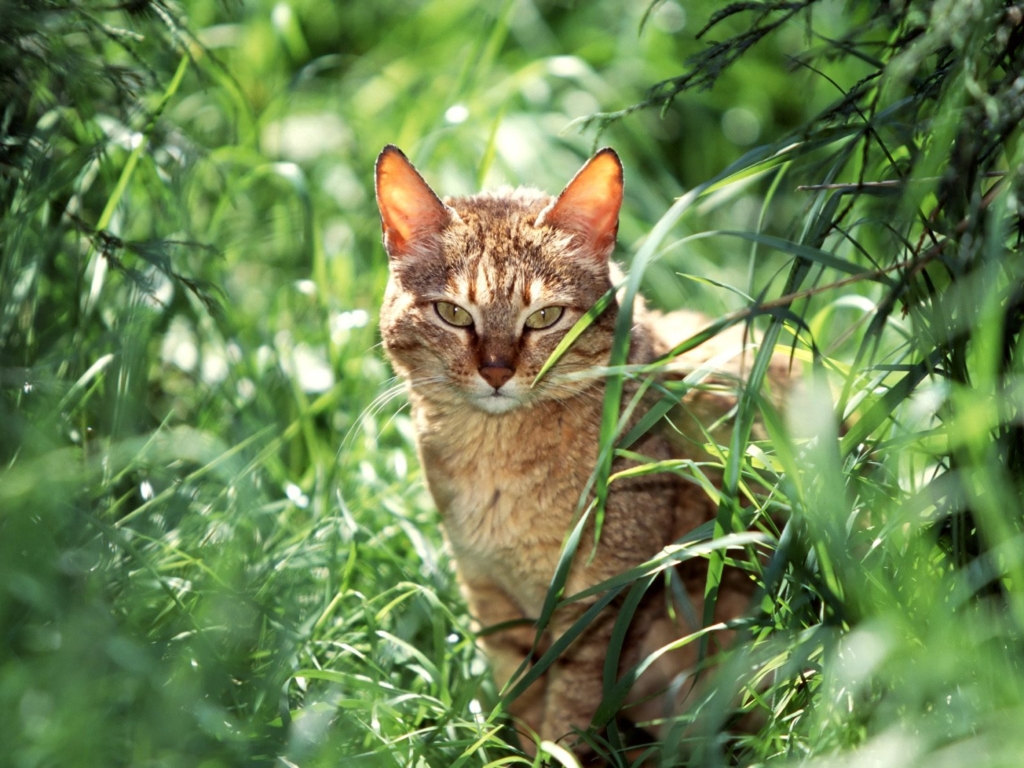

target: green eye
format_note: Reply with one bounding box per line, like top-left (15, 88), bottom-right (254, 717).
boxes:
top-left (524, 306), bottom-right (564, 330)
top-left (435, 301), bottom-right (473, 327)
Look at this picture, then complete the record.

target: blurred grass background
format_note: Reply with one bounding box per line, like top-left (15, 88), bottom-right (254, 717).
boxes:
top-left (2, 0), bottom-right (1023, 765)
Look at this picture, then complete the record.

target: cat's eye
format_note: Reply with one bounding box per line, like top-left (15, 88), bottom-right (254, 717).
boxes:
top-left (524, 306), bottom-right (564, 330)
top-left (435, 301), bottom-right (473, 328)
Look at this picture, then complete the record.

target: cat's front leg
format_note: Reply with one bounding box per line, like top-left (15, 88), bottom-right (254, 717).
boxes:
top-left (460, 575), bottom-right (547, 751)
top-left (540, 601), bottom-right (621, 758)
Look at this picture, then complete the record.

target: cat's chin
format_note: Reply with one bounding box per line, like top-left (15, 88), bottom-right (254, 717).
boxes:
top-left (472, 393), bottom-right (523, 414)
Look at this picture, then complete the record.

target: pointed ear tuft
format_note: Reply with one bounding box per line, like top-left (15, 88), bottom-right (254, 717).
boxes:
top-left (535, 148), bottom-right (623, 259)
top-left (375, 145), bottom-right (452, 259)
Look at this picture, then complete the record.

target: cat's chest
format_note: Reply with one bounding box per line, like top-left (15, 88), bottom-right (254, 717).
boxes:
top-left (415, 404), bottom-right (599, 611)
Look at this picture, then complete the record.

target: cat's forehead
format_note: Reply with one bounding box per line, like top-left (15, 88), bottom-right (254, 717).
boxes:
top-left (445, 187), bottom-right (550, 246)
top-left (433, 189), bottom-right (598, 303)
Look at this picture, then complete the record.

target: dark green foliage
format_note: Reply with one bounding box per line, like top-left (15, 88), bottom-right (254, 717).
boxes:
top-left (609, 0), bottom-right (1024, 764)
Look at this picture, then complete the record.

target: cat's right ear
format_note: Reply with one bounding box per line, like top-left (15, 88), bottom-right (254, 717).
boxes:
top-left (375, 145), bottom-right (454, 260)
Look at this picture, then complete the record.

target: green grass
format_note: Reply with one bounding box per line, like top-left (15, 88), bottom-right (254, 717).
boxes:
top-left (3, 0), bottom-right (1024, 766)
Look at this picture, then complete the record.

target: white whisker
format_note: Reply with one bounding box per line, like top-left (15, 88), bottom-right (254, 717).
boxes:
top-left (338, 380), bottom-right (411, 462)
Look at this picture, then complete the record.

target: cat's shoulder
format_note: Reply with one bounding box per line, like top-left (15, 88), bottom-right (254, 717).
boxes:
top-left (642, 305), bottom-right (798, 401)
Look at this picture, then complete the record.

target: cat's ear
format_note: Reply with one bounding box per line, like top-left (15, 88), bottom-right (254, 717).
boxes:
top-left (375, 145), bottom-right (454, 259)
top-left (535, 148), bottom-right (623, 259)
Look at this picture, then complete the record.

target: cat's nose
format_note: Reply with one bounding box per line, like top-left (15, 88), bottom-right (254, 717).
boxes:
top-left (479, 363), bottom-right (515, 389)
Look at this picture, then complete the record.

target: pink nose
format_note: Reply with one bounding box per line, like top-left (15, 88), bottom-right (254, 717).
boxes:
top-left (479, 364), bottom-right (514, 389)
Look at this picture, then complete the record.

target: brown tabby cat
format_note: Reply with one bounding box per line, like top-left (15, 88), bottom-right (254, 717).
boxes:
top-left (375, 145), bottom-right (766, 759)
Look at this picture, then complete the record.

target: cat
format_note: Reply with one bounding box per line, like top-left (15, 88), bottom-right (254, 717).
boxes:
top-left (374, 145), bottom-right (778, 760)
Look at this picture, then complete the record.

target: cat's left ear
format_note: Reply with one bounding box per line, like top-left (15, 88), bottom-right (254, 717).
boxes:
top-left (375, 145), bottom-right (455, 260)
top-left (535, 148), bottom-right (623, 260)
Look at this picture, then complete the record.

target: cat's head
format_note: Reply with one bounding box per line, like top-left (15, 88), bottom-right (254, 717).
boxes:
top-left (375, 146), bottom-right (623, 414)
